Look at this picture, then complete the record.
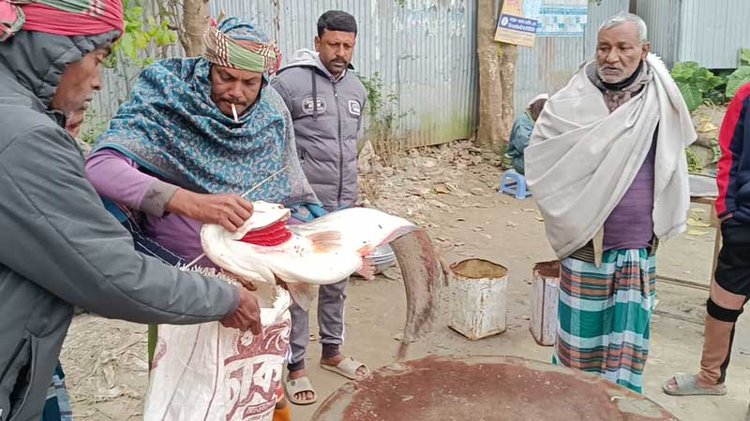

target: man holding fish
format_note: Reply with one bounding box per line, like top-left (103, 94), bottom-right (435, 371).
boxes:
top-left (0, 3), bottom-right (266, 420)
top-left (85, 17), bottom-right (321, 420)
top-left (271, 10), bottom-right (369, 405)
top-left (86, 18), bottom-right (317, 270)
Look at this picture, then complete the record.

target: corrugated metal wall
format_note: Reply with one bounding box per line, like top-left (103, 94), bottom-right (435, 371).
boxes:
top-left (584, 0), bottom-right (630, 58)
top-left (90, 0), bottom-right (477, 149)
top-left (514, 36), bottom-right (583, 114)
top-left (92, 0), bottom-right (678, 147)
top-left (636, 0), bottom-right (681, 67)
top-left (513, 0), bottom-right (628, 115)
top-left (677, 0), bottom-right (749, 69)
top-left (211, 0), bottom-right (479, 148)
top-left (638, 0), bottom-right (750, 69)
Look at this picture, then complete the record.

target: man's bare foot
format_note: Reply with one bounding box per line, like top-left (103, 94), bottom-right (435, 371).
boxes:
top-left (287, 369), bottom-right (315, 403)
top-left (321, 354), bottom-right (369, 378)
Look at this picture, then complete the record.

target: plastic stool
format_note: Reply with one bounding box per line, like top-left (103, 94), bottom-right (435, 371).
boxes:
top-left (500, 170), bottom-right (531, 199)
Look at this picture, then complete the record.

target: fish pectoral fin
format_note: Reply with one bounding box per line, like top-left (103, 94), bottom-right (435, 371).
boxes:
top-left (356, 260), bottom-right (376, 281)
top-left (286, 282), bottom-right (317, 311)
top-left (357, 244), bottom-right (375, 257)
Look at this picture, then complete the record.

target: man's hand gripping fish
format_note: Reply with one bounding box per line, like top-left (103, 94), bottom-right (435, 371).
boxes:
top-left (201, 201), bottom-right (443, 358)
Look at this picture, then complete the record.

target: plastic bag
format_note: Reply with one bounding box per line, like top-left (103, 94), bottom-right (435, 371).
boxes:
top-left (144, 287), bottom-right (291, 421)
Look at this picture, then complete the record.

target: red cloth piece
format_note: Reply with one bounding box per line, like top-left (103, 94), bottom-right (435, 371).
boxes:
top-left (6, 0), bottom-right (124, 38)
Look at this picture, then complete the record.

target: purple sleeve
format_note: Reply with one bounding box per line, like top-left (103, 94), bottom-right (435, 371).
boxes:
top-left (85, 149), bottom-right (179, 216)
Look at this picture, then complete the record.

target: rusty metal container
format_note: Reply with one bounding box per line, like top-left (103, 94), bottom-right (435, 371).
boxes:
top-left (312, 355), bottom-right (679, 421)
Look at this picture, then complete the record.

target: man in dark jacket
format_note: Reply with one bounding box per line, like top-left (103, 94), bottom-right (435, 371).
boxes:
top-left (664, 82), bottom-right (750, 399)
top-left (0, 3), bottom-right (261, 420)
top-left (271, 10), bottom-right (368, 405)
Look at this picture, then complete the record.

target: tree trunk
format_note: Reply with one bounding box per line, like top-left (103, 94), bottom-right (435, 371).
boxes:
top-left (499, 44), bottom-right (518, 147)
top-left (476, 0), bottom-right (518, 153)
top-left (182, 0), bottom-right (210, 57)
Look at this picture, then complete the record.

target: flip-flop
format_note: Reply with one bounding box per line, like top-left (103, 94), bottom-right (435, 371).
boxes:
top-left (662, 373), bottom-right (727, 396)
top-left (320, 356), bottom-right (370, 380)
top-left (284, 376), bottom-right (317, 405)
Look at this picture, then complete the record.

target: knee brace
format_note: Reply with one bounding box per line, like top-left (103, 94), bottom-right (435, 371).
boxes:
top-left (707, 298), bottom-right (744, 323)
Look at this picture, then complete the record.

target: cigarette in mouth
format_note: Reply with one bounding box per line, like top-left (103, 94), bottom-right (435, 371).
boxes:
top-left (231, 103), bottom-right (239, 122)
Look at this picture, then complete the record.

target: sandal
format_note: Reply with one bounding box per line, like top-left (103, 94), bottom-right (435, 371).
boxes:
top-left (320, 356), bottom-right (370, 380)
top-left (662, 373), bottom-right (727, 396)
top-left (284, 376), bottom-right (317, 405)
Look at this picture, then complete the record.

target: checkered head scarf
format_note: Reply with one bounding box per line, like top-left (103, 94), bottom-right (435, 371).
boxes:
top-left (0, 0), bottom-right (124, 41)
top-left (203, 17), bottom-right (281, 75)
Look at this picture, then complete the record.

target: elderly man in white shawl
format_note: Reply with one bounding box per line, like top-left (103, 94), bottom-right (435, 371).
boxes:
top-left (525, 12), bottom-right (696, 393)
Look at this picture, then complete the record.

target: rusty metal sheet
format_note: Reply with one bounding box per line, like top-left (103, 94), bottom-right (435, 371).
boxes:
top-left (312, 355), bottom-right (679, 421)
top-left (390, 229), bottom-right (445, 360)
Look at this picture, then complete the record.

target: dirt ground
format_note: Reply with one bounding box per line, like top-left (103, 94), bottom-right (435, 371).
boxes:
top-left (60, 142), bottom-right (750, 421)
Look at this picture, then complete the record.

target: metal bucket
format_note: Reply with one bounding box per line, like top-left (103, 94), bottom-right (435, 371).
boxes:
top-left (530, 260), bottom-right (561, 346)
top-left (448, 259), bottom-right (509, 340)
top-left (312, 356), bottom-right (679, 421)
top-left (368, 244), bottom-right (397, 274)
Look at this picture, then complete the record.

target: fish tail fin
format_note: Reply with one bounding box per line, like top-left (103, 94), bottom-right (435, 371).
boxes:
top-left (309, 230), bottom-right (341, 253)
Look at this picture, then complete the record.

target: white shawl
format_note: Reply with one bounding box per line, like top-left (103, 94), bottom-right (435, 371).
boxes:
top-left (525, 54), bottom-right (697, 259)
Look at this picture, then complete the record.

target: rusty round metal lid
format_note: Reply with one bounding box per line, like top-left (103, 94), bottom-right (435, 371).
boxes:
top-left (312, 355), bottom-right (678, 421)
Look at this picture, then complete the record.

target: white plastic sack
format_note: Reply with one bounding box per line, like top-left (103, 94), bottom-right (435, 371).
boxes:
top-left (144, 286), bottom-right (291, 421)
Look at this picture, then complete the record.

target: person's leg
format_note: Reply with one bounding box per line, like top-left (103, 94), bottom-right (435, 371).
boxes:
top-left (286, 300), bottom-right (315, 403)
top-left (554, 255), bottom-right (615, 375)
top-left (696, 288), bottom-right (747, 387)
top-left (318, 278), bottom-right (347, 362)
top-left (601, 249), bottom-right (655, 393)
top-left (555, 250), bottom-right (654, 393)
top-left (318, 277), bottom-right (368, 378)
top-left (700, 220), bottom-right (750, 387)
top-left (665, 219), bottom-right (750, 395)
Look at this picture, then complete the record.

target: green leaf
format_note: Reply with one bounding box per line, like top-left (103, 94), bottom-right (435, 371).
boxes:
top-left (154, 29), bottom-right (175, 47)
top-left (692, 69), bottom-right (723, 93)
top-left (726, 66), bottom-right (750, 98)
top-left (135, 32), bottom-right (150, 50)
top-left (704, 89), bottom-right (726, 105)
top-left (740, 48), bottom-right (750, 66)
top-left (119, 32), bottom-right (137, 60)
top-left (125, 6), bottom-right (143, 21)
top-left (671, 61), bottom-right (699, 83)
top-left (125, 20), bottom-right (141, 32)
top-left (678, 82), bottom-right (703, 111)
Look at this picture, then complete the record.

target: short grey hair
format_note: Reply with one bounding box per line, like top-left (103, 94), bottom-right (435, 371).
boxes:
top-left (599, 12), bottom-right (648, 43)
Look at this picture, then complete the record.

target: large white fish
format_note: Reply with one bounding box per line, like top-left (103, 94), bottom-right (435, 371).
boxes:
top-left (201, 202), bottom-right (418, 309)
top-left (201, 202), bottom-right (416, 285)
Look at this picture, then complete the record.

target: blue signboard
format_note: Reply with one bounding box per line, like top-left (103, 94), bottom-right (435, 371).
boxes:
top-left (498, 14), bottom-right (539, 34)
